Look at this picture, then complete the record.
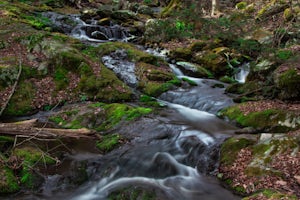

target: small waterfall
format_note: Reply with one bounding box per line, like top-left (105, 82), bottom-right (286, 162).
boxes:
top-left (234, 62), bottom-right (250, 83)
top-left (43, 12), bottom-right (134, 42)
top-left (101, 49), bottom-right (138, 87)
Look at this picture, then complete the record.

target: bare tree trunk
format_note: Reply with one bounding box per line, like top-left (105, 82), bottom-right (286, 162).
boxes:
top-left (211, 0), bottom-right (217, 16)
top-left (0, 120), bottom-right (94, 138)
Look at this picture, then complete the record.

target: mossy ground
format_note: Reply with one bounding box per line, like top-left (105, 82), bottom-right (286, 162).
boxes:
top-left (50, 102), bottom-right (153, 132)
top-left (242, 189), bottom-right (298, 200)
top-left (13, 146), bottom-right (56, 188)
top-left (0, 166), bottom-right (20, 193)
top-left (220, 104), bottom-right (300, 132)
top-left (220, 137), bottom-right (255, 166)
top-left (96, 134), bottom-right (122, 153)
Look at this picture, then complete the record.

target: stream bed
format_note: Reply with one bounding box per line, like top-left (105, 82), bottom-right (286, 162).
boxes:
top-left (5, 13), bottom-right (242, 200)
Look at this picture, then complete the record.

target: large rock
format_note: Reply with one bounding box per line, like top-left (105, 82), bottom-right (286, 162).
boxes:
top-left (175, 61), bottom-right (213, 78)
top-left (273, 60), bottom-right (300, 100)
top-left (193, 50), bottom-right (227, 77)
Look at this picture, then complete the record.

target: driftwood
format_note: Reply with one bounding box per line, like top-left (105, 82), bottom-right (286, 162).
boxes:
top-left (0, 119), bottom-right (94, 138)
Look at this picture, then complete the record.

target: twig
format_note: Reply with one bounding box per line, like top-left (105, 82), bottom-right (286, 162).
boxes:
top-left (0, 58), bottom-right (22, 117)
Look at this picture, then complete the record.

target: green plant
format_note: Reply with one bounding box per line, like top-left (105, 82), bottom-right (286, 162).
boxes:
top-left (182, 77), bottom-right (197, 86)
top-left (276, 50), bottom-right (293, 60)
top-left (96, 134), bottom-right (121, 153)
top-left (143, 0), bottom-right (152, 4)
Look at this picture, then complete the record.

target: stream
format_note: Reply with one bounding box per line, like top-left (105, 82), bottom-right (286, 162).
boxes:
top-left (7, 13), bottom-right (244, 200)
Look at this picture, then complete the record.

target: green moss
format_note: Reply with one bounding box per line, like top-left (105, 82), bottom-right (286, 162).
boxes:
top-left (170, 47), bottom-right (192, 61)
top-left (283, 8), bottom-right (293, 21)
top-left (220, 137), bottom-right (254, 166)
top-left (49, 116), bottom-right (66, 126)
top-left (23, 33), bottom-right (46, 51)
top-left (225, 81), bottom-right (261, 95)
top-left (50, 109), bottom-right (83, 129)
top-left (252, 143), bottom-right (271, 156)
top-left (96, 134), bottom-right (121, 153)
top-left (14, 146), bottom-right (55, 188)
top-left (233, 185), bottom-right (246, 193)
top-left (146, 69), bottom-right (174, 82)
top-left (21, 66), bottom-right (42, 79)
top-left (108, 187), bottom-right (157, 200)
top-left (277, 69), bottom-right (300, 100)
top-left (4, 81), bottom-right (35, 116)
top-left (276, 50), bottom-right (293, 60)
top-left (219, 76), bottom-right (236, 83)
top-left (14, 147), bottom-right (56, 165)
top-left (88, 102), bottom-right (106, 108)
top-left (143, 82), bottom-right (173, 97)
top-left (97, 42), bottom-right (162, 65)
top-left (95, 103), bottom-right (152, 131)
top-left (139, 95), bottom-right (155, 102)
top-left (51, 51), bottom-right (85, 72)
top-left (182, 77), bottom-right (198, 86)
top-left (0, 167), bottom-right (20, 193)
top-left (54, 67), bottom-right (69, 90)
top-left (0, 65), bottom-right (19, 87)
top-left (236, 2), bottom-right (247, 10)
top-left (221, 106), bottom-right (293, 131)
top-left (243, 189), bottom-right (298, 200)
top-left (21, 13), bottom-right (51, 30)
top-left (0, 136), bottom-right (14, 143)
top-left (79, 66), bottom-right (132, 102)
top-left (126, 107), bottom-right (152, 120)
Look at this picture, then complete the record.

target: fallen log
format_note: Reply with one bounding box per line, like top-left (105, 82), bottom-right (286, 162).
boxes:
top-left (0, 120), bottom-right (95, 138)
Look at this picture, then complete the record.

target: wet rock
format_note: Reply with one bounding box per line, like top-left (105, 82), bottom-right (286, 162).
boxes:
top-left (42, 12), bottom-right (79, 34)
top-left (111, 10), bottom-right (137, 22)
top-left (137, 5), bottom-right (154, 16)
top-left (220, 102), bottom-right (300, 132)
top-left (175, 61), bottom-right (213, 78)
top-left (193, 50), bottom-right (227, 77)
top-left (170, 48), bottom-right (192, 61)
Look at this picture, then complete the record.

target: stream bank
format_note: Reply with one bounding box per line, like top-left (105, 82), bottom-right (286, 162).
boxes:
top-left (1, 0), bottom-right (300, 199)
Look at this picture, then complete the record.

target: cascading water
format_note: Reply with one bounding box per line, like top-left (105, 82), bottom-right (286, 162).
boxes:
top-left (10, 13), bottom-right (242, 200)
top-left (43, 12), bottom-right (134, 42)
top-left (234, 62), bottom-right (250, 83)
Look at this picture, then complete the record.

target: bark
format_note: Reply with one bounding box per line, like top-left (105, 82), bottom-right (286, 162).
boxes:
top-left (0, 120), bottom-right (94, 138)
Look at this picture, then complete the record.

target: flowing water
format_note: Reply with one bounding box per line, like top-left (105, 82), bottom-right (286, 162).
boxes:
top-left (7, 13), bottom-right (242, 200)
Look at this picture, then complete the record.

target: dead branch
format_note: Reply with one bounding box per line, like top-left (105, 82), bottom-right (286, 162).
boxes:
top-left (0, 122), bottom-right (95, 139)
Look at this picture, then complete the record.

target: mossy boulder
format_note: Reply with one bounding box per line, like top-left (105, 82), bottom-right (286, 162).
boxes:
top-left (220, 137), bottom-right (255, 166)
top-left (219, 133), bottom-right (300, 197)
top-left (135, 62), bottom-right (179, 97)
top-left (0, 35), bottom-right (135, 116)
top-left (225, 81), bottom-right (263, 101)
top-left (273, 63), bottom-right (300, 101)
top-left (245, 134), bottom-right (299, 177)
top-left (220, 103), bottom-right (300, 132)
top-left (50, 102), bottom-right (153, 132)
top-left (193, 50), bottom-right (228, 77)
top-left (255, 0), bottom-right (289, 20)
top-left (170, 47), bottom-right (192, 61)
top-left (175, 61), bottom-right (213, 78)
